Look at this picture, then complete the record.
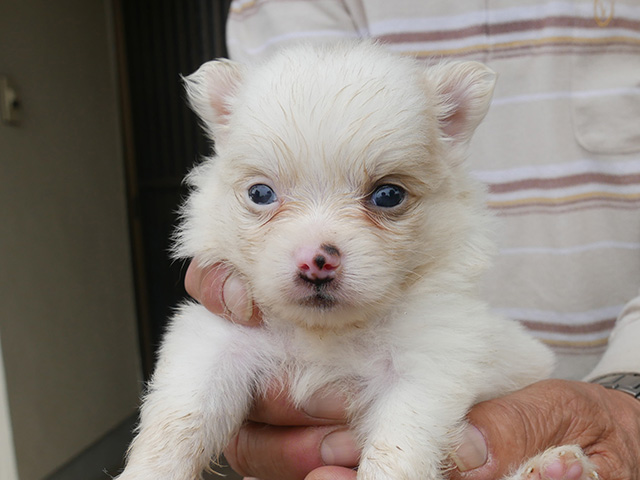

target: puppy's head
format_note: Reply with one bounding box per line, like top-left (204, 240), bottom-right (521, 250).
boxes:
top-left (178, 42), bottom-right (496, 331)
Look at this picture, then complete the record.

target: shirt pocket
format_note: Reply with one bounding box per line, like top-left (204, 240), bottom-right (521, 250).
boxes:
top-left (571, 1), bottom-right (640, 154)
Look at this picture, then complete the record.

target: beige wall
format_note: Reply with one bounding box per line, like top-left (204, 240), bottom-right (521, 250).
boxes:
top-left (0, 1), bottom-right (142, 479)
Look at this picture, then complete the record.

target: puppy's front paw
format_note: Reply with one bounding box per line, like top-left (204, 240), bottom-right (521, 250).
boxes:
top-left (506, 445), bottom-right (598, 480)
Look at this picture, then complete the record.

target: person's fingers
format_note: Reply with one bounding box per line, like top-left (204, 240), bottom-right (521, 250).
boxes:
top-left (248, 383), bottom-right (349, 425)
top-left (447, 379), bottom-right (627, 479)
top-left (449, 392), bottom-right (559, 477)
top-left (305, 466), bottom-right (357, 480)
top-left (225, 384), bottom-right (353, 480)
top-left (184, 261), bottom-right (224, 311)
top-left (449, 379), bottom-right (590, 478)
top-left (230, 379), bottom-right (640, 480)
top-left (448, 424), bottom-right (488, 474)
top-left (184, 260), bottom-right (262, 325)
top-left (224, 425), bottom-right (359, 480)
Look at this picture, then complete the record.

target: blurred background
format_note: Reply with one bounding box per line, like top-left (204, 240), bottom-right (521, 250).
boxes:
top-left (0, 1), bottom-right (236, 478)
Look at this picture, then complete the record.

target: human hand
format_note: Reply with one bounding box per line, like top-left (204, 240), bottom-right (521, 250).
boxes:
top-left (184, 260), bottom-right (262, 325)
top-left (223, 379), bottom-right (640, 480)
top-left (224, 384), bottom-right (359, 480)
top-left (448, 379), bottom-right (640, 479)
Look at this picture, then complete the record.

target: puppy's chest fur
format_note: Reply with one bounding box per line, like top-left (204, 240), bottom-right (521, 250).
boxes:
top-left (238, 316), bottom-right (397, 406)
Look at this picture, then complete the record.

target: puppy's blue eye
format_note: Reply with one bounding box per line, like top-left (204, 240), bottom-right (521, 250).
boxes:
top-left (248, 184), bottom-right (277, 205)
top-left (370, 184), bottom-right (406, 208)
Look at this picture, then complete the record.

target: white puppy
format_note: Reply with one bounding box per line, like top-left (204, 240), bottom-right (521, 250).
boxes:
top-left (117, 42), bottom-right (596, 480)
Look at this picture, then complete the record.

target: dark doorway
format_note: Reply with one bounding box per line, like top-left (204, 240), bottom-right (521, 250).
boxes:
top-left (114, 0), bottom-right (232, 377)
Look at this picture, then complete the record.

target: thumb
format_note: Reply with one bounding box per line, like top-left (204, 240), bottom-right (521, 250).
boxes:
top-left (184, 260), bottom-right (262, 326)
top-left (448, 380), bottom-right (571, 479)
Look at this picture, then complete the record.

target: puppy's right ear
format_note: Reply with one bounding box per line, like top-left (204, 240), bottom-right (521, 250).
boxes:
top-left (183, 59), bottom-right (245, 138)
top-left (428, 61), bottom-right (496, 147)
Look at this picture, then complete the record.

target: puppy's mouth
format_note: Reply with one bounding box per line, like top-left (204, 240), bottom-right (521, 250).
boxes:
top-left (300, 291), bottom-right (337, 310)
top-left (296, 275), bottom-right (339, 310)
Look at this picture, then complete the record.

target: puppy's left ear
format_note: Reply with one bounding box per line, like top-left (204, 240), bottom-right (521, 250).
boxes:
top-left (183, 59), bottom-right (245, 139)
top-left (428, 61), bottom-right (496, 146)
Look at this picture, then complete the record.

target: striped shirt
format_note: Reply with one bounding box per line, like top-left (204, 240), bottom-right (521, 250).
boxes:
top-left (227, 0), bottom-right (640, 381)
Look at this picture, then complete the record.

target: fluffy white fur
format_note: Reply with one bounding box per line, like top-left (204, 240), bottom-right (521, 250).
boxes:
top-left (117, 42), bottom-right (596, 480)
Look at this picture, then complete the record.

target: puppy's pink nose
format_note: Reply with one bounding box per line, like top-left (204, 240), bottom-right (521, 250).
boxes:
top-left (296, 244), bottom-right (341, 282)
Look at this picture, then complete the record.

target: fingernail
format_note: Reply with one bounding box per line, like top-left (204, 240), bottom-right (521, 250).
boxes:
top-left (303, 388), bottom-right (347, 420)
top-left (321, 430), bottom-right (360, 467)
top-left (222, 273), bottom-right (253, 324)
top-left (450, 425), bottom-right (488, 472)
